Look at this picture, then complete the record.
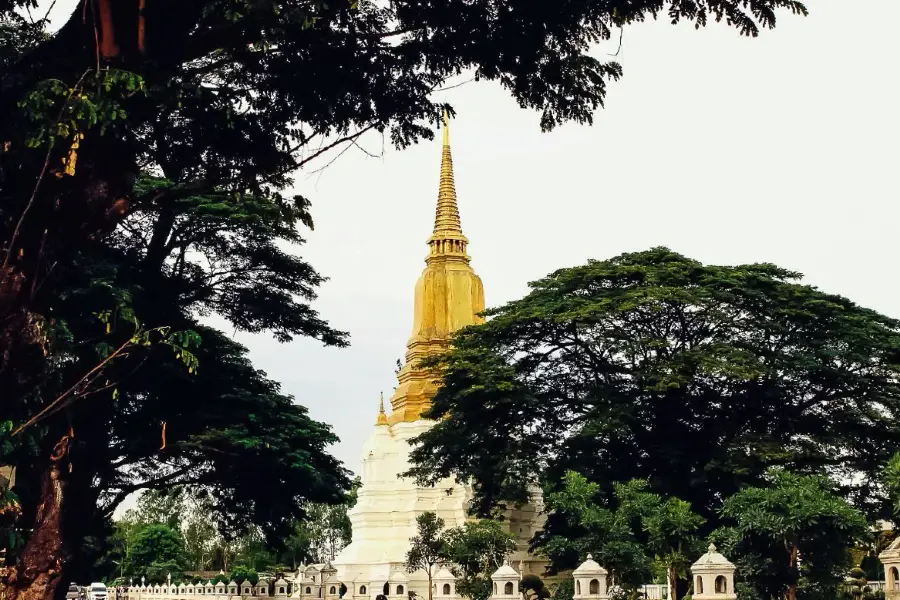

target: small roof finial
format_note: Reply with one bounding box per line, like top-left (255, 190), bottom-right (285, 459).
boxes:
top-left (708, 543), bottom-right (717, 553)
top-left (430, 107), bottom-right (466, 248)
top-left (586, 553), bottom-right (593, 561)
top-left (376, 392), bottom-right (388, 426)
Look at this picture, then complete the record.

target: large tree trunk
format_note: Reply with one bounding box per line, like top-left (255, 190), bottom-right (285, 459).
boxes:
top-left (0, 8), bottom-right (142, 587)
top-left (5, 434), bottom-right (72, 600)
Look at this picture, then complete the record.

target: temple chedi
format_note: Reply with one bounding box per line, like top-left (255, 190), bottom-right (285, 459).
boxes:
top-left (331, 113), bottom-right (547, 596)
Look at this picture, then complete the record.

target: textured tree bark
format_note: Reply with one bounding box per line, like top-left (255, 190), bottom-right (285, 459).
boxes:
top-left (786, 542), bottom-right (798, 600)
top-left (4, 435), bottom-right (72, 600)
top-left (666, 565), bottom-right (676, 600)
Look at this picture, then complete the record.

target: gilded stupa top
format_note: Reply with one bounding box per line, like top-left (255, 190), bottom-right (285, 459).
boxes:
top-left (386, 108), bottom-right (486, 424)
top-left (427, 109), bottom-right (469, 258)
top-left (376, 392), bottom-right (388, 426)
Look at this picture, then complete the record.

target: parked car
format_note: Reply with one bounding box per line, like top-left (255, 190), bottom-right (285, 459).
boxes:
top-left (88, 583), bottom-right (108, 600)
top-left (65, 584), bottom-right (80, 600)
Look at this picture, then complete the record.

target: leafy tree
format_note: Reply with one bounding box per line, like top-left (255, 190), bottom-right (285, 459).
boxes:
top-left (10, 267), bottom-right (349, 584)
top-left (132, 489), bottom-right (188, 531)
top-left (299, 502), bottom-right (354, 563)
top-left (614, 480), bottom-right (705, 600)
top-left (122, 524), bottom-right (188, 582)
top-left (183, 516), bottom-right (218, 572)
top-left (441, 519), bottom-right (517, 600)
top-left (1, 192), bottom-right (351, 593)
top-left (275, 477), bottom-right (359, 568)
top-left (99, 513), bottom-right (143, 581)
top-left (550, 580), bottom-right (574, 600)
top-left (228, 566), bottom-right (260, 586)
top-left (145, 561), bottom-right (186, 586)
top-left (406, 512), bottom-right (448, 600)
top-left (715, 470), bottom-right (869, 600)
top-left (541, 472), bottom-right (653, 590)
top-left (232, 528), bottom-right (274, 572)
top-left (407, 248), bottom-right (900, 562)
top-left (883, 454), bottom-right (900, 518)
top-left (278, 520), bottom-right (316, 570)
top-left (0, 0), bottom-right (808, 595)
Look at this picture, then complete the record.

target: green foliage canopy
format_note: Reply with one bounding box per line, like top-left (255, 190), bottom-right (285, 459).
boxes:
top-left (542, 472), bottom-right (655, 588)
top-left (613, 479), bottom-right (704, 600)
top-left (227, 566), bottom-right (260, 586)
top-left (406, 511), bottom-right (448, 600)
top-left (123, 524), bottom-right (188, 583)
top-left (4, 184), bottom-right (354, 578)
top-left (714, 470), bottom-right (869, 600)
top-left (407, 248), bottom-right (900, 535)
top-left (442, 520), bottom-right (516, 600)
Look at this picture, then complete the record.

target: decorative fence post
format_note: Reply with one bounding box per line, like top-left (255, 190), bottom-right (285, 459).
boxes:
top-left (489, 560), bottom-right (520, 600)
top-left (433, 566), bottom-right (456, 600)
top-left (572, 554), bottom-right (608, 600)
top-left (880, 538), bottom-right (900, 598)
top-left (690, 544), bottom-right (737, 600)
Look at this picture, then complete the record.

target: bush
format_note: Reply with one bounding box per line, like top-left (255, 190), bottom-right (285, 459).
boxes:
top-left (550, 580), bottom-right (574, 600)
top-left (228, 566), bottom-right (259, 586)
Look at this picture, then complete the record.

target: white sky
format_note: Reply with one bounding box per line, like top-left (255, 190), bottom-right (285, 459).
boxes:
top-left (39, 1), bottom-right (900, 510)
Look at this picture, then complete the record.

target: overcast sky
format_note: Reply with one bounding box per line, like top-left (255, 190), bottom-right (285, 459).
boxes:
top-left (44, 1), bottom-right (900, 503)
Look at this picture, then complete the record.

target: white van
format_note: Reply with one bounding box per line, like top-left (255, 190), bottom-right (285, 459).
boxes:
top-left (88, 583), bottom-right (108, 600)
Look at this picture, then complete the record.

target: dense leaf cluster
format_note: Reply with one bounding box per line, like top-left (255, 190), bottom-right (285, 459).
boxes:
top-left (406, 512), bottom-right (516, 600)
top-left (443, 520), bottom-right (517, 600)
top-left (4, 178), bottom-right (352, 581)
top-left (407, 248), bottom-right (900, 539)
top-left (542, 472), bottom-right (704, 591)
top-left (714, 470), bottom-right (869, 600)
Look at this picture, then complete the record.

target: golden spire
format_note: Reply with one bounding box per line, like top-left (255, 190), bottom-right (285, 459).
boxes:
top-left (376, 392), bottom-right (388, 426)
top-left (387, 111), bottom-right (485, 424)
top-left (428, 108), bottom-right (468, 258)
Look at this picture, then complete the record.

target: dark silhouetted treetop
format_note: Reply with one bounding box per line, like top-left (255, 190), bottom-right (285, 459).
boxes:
top-left (405, 248), bottom-right (900, 525)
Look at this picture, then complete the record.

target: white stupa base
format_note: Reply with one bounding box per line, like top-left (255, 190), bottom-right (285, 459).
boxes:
top-left (332, 419), bottom-right (547, 598)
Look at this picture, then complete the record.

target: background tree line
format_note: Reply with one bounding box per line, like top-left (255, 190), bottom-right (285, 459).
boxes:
top-left (91, 481), bottom-right (358, 584)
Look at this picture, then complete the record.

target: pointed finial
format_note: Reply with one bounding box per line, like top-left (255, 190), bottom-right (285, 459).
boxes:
top-left (442, 108), bottom-right (450, 147)
top-left (708, 543), bottom-right (716, 553)
top-left (586, 554), bottom-right (593, 561)
top-left (376, 392), bottom-right (388, 425)
top-left (429, 108), bottom-right (468, 255)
